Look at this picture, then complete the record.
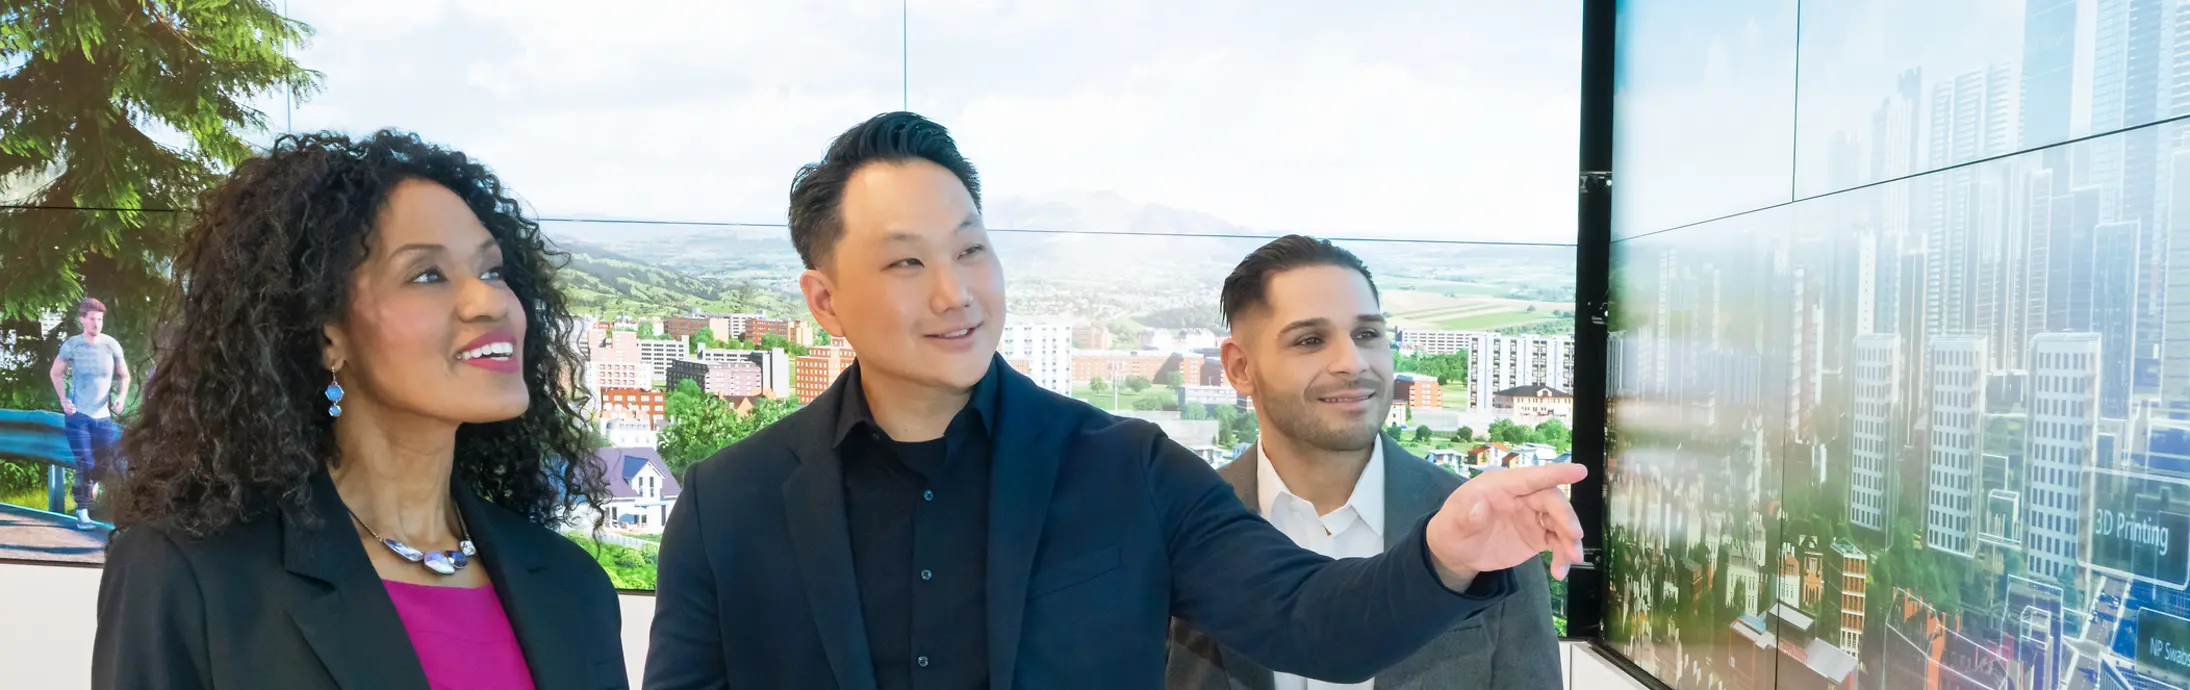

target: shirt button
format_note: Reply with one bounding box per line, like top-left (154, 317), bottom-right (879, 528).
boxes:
top-left (923, 490), bottom-right (935, 502)
top-left (921, 569), bottom-right (933, 581)
top-left (917, 656), bottom-right (930, 668)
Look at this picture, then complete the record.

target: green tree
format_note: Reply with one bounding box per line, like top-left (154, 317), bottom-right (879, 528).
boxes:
top-left (760, 334), bottom-right (810, 357)
top-left (1393, 352), bottom-right (1469, 385)
top-left (1156, 370), bottom-right (1183, 387)
top-left (638, 321), bottom-right (657, 339)
top-left (1532, 418), bottom-right (1572, 452)
top-left (0, 1), bottom-right (318, 406)
top-left (1413, 425), bottom-right (1434, 443)
top-left (565, 535), bottom-right (659, 590)
top-left (1125, 375), bottom-right (1151, 392)
top-left (814, 330), bottom-right (831, 346)
top-left (1132, 398), bottom-right (1162, 412)
top-left (658, 381), bottom-right (736, 478)
top-left (1455, 426), bottom-right (1476, 443)
top-left (1089, 377), bottom-right (1108, 392)
top-left (1489, 418), bottom-right (1530, 445)
top-left (1180, 403), bottom-right (1207, 420)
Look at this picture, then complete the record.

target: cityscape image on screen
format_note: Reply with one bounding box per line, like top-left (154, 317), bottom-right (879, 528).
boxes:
top-left (0, 0), bottom-right (1584, 638)
top-left (1606, 1), bottom-right (2190, 689)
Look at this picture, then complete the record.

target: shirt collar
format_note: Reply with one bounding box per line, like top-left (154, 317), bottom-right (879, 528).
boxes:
top-left (832, 354), bottom-right (1003, 448)
top-left (1255, 438), bottom-right (1386, 537)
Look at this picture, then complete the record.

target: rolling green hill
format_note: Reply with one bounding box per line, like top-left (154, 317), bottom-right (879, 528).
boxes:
top-left (559, 246), bottom-right (806, 320)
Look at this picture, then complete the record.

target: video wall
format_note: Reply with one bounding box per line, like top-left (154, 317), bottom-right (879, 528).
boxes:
top-left (1607, 1), bottom-right (2190, 689)
top-left (0, 0), bottom-right (1584, 613)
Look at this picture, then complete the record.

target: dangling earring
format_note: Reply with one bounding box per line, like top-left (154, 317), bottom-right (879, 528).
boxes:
top-left (325, 367), bottom-right (346, 418)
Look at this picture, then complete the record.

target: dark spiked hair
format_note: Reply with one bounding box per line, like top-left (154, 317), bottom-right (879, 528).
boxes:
top-left (787, 111), bottom-right (982, 270)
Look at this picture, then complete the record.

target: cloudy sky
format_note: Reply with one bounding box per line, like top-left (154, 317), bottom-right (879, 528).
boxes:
top-left (277, 0), bottom-right (1581, 244)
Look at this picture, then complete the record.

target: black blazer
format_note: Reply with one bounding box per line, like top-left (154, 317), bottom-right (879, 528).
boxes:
top-left (1166, 436), bottom-right (1565, 689)
top-left (92, 469), bottom-right (628, 690)
top-left (644, 357), bottom-right (1516, 690)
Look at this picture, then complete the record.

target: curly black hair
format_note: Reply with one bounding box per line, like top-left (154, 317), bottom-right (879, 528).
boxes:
top-left (112, 130), bottom-right (607, 538)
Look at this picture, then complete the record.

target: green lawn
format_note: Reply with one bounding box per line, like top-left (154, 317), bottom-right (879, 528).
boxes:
top-left (1380, 279), bottom-right (1506, 297)
top-left (1071, 384), bottom-right (1178, 412)
top-left (1436, 312), bottom-right (1557, 330)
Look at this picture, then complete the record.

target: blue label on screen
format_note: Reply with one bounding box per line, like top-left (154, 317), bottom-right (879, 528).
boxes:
top-left (2140, 610), bottom-right (2190, 683)
top-left (2087, 469), bottom-right (2190, 590)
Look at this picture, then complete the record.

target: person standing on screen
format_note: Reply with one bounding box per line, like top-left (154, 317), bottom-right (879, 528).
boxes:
top-left (92, 131), bottom-right (627, 690)
top-left (51, 297), bottom-right (130, 530)
top-left (1165, 235), bottom-right (1564, 689)
top-left (645, 111), bottom-right (1589, 690)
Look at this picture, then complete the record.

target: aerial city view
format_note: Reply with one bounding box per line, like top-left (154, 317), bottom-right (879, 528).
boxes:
top-left (532, 214), bottom-right (1581, 596)
top-left (1606, 0), bottom-right (2190, 688)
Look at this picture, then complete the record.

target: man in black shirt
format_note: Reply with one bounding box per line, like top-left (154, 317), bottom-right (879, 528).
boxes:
top-left (644, 112), bottom-right (1588, 690)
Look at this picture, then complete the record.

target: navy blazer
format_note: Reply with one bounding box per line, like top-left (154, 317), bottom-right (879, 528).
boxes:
top-left (644, 357), bottom-right (1515, 690)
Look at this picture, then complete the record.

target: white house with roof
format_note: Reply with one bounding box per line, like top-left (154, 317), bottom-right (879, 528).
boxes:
top-left (569, 447), bottom-right (681, 531)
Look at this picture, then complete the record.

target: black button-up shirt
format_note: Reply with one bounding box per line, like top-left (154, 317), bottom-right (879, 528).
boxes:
top-left (837, 361), bottom-right (998, 690)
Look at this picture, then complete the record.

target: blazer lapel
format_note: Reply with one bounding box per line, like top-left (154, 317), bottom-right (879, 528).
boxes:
top-left (1220, 444), bottom-right (1259, 515)
top-left (1209, 446), bottom-right (1277, 690)
top-left (455, 487), bottom-right (596, 690)
top-left (282, 471), bottom-right (430, 690)
top-left (986, 366), bottom-right (1065, 690)
top-left (1382, 435), bottom-right (1453, 552)
top-left (783, 427), bottom-right (881, 690)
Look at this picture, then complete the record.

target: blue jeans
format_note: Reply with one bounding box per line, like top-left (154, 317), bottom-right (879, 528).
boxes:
top-left (65, 413), bottom-right (121, 509)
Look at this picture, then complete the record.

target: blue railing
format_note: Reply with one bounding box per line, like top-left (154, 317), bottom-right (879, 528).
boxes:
top-left (0, 408), bottom-right (85, 513)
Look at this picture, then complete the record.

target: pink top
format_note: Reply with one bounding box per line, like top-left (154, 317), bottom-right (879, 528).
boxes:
top-left (382, 580), bottom-right (537, 690)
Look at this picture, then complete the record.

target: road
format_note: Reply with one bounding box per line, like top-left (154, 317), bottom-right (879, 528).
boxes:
top-left (2062, 575), bottom-right (2132, 690)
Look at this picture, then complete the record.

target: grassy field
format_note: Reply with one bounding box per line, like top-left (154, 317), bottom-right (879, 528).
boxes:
top-left (1436, 312), bottom-right (1559, 330)
top-left (1071, 384), bottom-right (1178, 412)
top-left (1380, 284), bottom-right (1571, 334)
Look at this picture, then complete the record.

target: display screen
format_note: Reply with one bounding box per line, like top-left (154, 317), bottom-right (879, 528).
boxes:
top-left (0, 0), bottom-right (1581, 623)
top-left (1607, 0), bottom-right (2190, 688)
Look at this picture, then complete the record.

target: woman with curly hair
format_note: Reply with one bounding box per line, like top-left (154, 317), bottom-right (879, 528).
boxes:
top-left (92, 130), bottom-right (626, 690)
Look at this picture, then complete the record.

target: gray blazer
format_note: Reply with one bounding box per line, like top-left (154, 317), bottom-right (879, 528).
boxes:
top-left (1164, 435), bottom-right (1564, 689)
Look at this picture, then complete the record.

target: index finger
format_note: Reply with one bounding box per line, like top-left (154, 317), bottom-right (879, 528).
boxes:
top-left (1500, 462), bottom-right (1588, 495)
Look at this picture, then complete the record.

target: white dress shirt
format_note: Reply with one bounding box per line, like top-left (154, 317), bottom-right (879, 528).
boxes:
top-left (1257, 442), bottom-right (1386, 690)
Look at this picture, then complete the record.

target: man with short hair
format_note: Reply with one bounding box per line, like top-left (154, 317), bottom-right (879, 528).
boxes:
top-left (1167, 235), bottom-right (1563, 689)
top-left (646, 112), bottom-right (1587, 689)
top-left (50, 297), bottom-right (129, 530)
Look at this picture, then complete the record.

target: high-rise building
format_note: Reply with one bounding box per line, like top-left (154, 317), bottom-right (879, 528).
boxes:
top-left (2123, 0), bottom-right (2165, 391)
top-left (702, 347), bottom-right (792, 399)
top-left (2025, 170), bottom-right (2056, 336)
top-left (747, 317), bottom-right (811, 346)
top-left (1851, 335), bottom-right (1902, 532)
top-left (667, 358), bottom-right (763, 398)
top-left (2095, 220), bottom-right (2140, 417)
top-left (1072, 324), bottom-right (1112, 350)
top-left (1400, 331), bottom-right (1574, 411)
top-left (636, 336), bottom-right (690, 371)
top-left (2021, 0), bottom-right (2079, 149)
top-left (1072, 350), bottom-right (1188, 384)
top-left (2047, 187), bottom-right (2104, 331)
top-left (1925, 65), bottom-right (2015, 343)
top-left (586, 360), bottom-right (647, 392)
top-left (2025, 332), bottom-right (2100, 582)
top-left (793, 345), bottom-right (857, 405)
top-left (598, 388), bottom-right (667, 428)
top-left (1832, 539), bottom-right (1869, 658)
top-left (662, 315), bottom-right (710, 339)
top-left (2164, 151), bottom-right (2190, 418)
top-left (1927, 336), bottom-right (1987, 558)
top-left (999, 322), bottom-right (1073, 395)
top-left (1393, 373), bottom-right (1444, 410)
